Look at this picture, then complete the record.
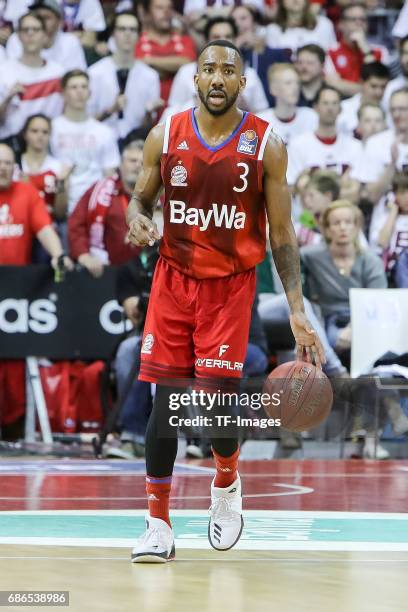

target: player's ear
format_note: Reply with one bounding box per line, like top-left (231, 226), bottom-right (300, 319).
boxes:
top-left (239, 74), bottom-right (246, 93)
top-left (193, 73), bottom-right (199, 92)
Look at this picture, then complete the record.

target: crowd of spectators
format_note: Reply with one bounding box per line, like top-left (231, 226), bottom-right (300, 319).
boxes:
top-left (0, 0), bottom-right (407, 458)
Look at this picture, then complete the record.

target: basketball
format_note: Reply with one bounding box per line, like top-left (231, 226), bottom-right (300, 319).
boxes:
top-left (263, 361), bottom-right (333, 432)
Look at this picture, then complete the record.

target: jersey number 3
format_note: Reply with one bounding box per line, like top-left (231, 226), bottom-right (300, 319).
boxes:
top-left (233, 162), bottom-right (249, 193)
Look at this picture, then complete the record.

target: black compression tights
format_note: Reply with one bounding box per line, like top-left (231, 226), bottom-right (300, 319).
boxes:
top-left (145, 385), bottom-right (239, 477)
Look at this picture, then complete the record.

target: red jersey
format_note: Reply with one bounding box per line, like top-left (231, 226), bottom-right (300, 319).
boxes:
top-left (328, 40), bottom-right (383, 83)
top-left (0, 181), bottom-right (51, 265)
top-left (135, 32), bottom-right (196, 104)
top-left (160, 109), bottom-right (272, 279)
top-left (21, 155), bottom-right (62, 215)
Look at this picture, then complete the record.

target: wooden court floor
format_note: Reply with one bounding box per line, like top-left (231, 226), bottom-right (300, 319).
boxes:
top-left (1, 547), bottom-right (408, 612)
top-left (0, 458), bottom-right (407, 611)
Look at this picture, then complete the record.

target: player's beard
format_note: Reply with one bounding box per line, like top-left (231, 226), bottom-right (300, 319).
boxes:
top-left (197, 85), bottom-right (240, 116)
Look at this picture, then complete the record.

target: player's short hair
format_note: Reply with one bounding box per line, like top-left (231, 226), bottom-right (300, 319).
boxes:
top-left (314, 85), bottom-right (341, 104)
top-left (198, 39), bottom-right (243, 63)
top-left (392, 171), bottom-right (408, 193)
top-left (307, 170), bottom-right (340, 201)
top-left (61, 69), bottom-right (89, 89)
top-left (357, 101), bottom-right (385, 120)
top-left (111, 11), bottom-right (140, 35)
top-left (204, 16), bottom-right (238, 41)
top-left (297, 44), bottom-right (325, 65)
top-left (267, 62), bottom-right (297, 84)
top-left (18, 11), bottom-right (45, 31)
top-left (361, 61), bottom-right (390, 82)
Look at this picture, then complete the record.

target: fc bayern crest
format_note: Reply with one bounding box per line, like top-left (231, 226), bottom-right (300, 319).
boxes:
top-left (237, 129), bottom-right (258, 155)
top-left (170, 164), bottom-right (188, 187)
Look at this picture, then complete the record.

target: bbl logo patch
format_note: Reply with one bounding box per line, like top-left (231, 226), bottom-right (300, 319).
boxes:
top-left (237, 129), bottom-right (258, 155)
top-left (170, 164), bottom-right (188, 187)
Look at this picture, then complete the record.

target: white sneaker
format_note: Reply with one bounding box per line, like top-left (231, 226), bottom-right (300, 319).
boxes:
top-left (131, 515), bottom-right (175, 563)
top-left (208, 474), bottom-right (243, 551)
top-left (363, 438), bottom-right (390, 460)
top-left (185, 442), bottom-right (204, 459)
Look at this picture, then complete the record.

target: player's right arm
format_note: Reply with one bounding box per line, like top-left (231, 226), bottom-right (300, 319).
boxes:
top-left (127, 124), bottom-right (164, 247)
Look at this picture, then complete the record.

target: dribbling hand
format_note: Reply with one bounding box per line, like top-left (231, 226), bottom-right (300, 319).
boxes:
top-left (289, 311), bottom-right (326, 369)
top-left (127, 213), bottom-right (161, 247)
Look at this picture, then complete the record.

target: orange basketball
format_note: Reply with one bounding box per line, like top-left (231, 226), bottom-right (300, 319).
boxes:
top-left (262, 361), bottom-right (333, 432)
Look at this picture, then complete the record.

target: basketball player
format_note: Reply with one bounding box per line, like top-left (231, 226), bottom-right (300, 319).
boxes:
top-left (127, 40), bottom-right (325, 562)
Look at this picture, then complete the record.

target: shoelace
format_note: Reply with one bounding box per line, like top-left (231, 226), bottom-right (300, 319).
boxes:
top-left (138, 526), bottom-right (169, 550)
top-left (209, 497), bottom-right (239, 522)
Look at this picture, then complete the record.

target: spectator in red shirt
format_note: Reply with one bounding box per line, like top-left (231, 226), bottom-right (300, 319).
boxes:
top-left (68, 140), bottom-right (144, 277)
top-left (135, 0), bottom-right (196, 106)
top-left (326, 3), bottom-right (387, 98)
top-left (0, 143), bottom-right (71, 267)
top-left (0, 141), bottom-right (72, 434)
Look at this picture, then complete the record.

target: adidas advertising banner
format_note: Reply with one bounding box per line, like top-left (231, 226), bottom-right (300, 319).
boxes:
top-left (0, 266), bottom-right (130, 359)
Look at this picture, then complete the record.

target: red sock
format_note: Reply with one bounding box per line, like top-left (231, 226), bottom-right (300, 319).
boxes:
top-left (212, 447), bottom-right (240, 488)
top-left (145, 475), bottom-right (172, 527)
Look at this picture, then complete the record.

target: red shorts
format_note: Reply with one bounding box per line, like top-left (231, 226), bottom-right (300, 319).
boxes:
top-left (139, 258), bottom-right (256, 384)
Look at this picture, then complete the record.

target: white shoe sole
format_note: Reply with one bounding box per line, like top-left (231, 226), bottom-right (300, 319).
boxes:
top-left (208, 516), bottom-right (244, 551)
top-left (131, 544), bottom-right (176, 563)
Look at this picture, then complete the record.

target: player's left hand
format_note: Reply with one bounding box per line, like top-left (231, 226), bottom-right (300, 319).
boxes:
top-left (289, 311), bottom-right (326, 368)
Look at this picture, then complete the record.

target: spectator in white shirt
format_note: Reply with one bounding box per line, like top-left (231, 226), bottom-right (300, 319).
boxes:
top-left (337, 61), bottom-right (390, 137)
top-left (6, 0), bottom-right (87, 71)
top-left (0, 12), bottom-right (64, 141)
top-left (258, 63), bottom-right (318, 146)
top-left (168, 16), bottom-right (268, 114)
top-left (287, 85), bottom-right (362, 186)
top-left (295, 43), bottom-right (326, 108)
top-left (392, 1), bottom-right (408, 40)
top-left (51, 69), bottom-right (121, 215)
top-left (62, 0), bottom-right (106, 51)
top-left (369, 172), bottom-right (408, 277)
top-left (88, 11), bottom-right (161, 143)
top-left (352, 88), bottom-right (408, 205)
top-left (265, 0), bottom-right (336, 52)
top-left (19, 112), bottom-right (68, 221)
top-left (383, 37), bottom-right (408, 116)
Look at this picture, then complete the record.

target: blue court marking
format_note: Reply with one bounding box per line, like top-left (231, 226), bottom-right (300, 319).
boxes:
top-left (0, 460), bottom-right (214, 475)
top-left (1, 511), bottom-right (408, 551)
